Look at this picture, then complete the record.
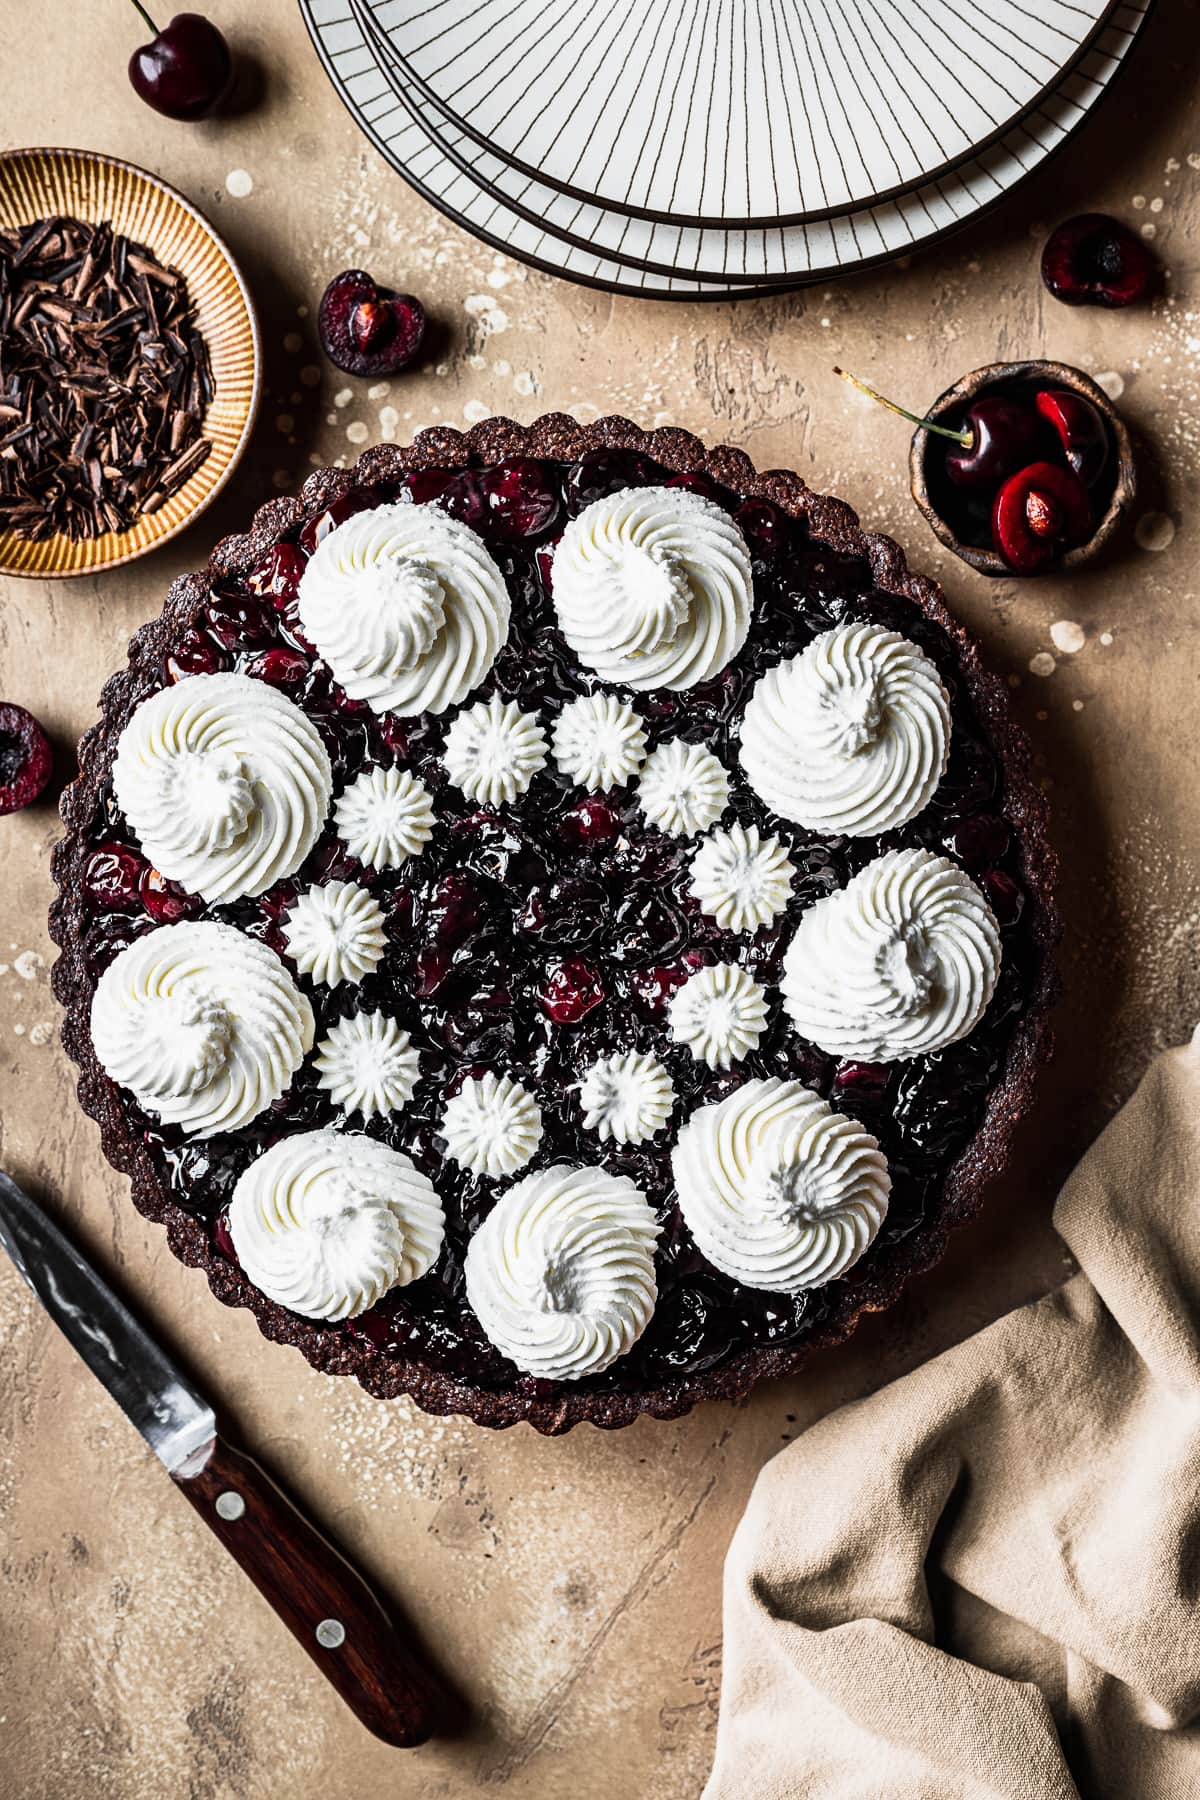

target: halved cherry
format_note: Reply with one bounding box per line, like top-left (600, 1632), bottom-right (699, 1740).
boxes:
top-left (1041, 214), bottom-right (1157, 309)
top-left (1034, 388), bottom-right (1110, 487)
top-left (991, 461), bottom-right (1091, 574)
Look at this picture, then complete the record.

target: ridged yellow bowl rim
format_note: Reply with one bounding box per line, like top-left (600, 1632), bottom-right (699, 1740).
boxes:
top-left (0, 147), bottom-right (261, 579)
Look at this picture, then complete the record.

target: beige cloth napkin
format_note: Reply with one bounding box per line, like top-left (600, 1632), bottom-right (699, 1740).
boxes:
top-left (705, 1029), bottom-right (1200, 1800)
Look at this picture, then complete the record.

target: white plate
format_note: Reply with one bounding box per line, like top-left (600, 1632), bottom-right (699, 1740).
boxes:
top-left (302, 0), bottom-right (1151, 299)
top-left (361, 0), bottom-right (1119, 227)
top-left (348, 0), bottom-right (1149, 288)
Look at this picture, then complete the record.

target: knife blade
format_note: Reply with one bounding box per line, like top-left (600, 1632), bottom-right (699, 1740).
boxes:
top-left (0, 1170), bottom-right (216, 1474)
top-left (0, 1170), bottom-right (451, 1747)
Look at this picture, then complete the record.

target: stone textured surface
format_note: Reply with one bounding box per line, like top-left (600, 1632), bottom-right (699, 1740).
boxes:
top-left (1, 3), bottom-right (1198, 1795)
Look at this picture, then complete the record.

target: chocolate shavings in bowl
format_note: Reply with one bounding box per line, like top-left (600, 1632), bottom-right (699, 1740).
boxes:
top-left (0, 216), bottom-right (214, 542)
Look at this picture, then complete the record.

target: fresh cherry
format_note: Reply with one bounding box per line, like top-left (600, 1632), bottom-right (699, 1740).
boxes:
top-left (835, 367), bottom-right (1040, 493)
top-left (1041, 214), bottom-right (1157, 309)
top-left (943, 398), bottom-right (1043, 491)
top-left (318, 269), bottom-right (426, 378)
top-left (991, 461), bottom-right (1091, 574)
top-left (127, 6), bottom-right (233, 121)
top-left (1034, 388), bottom-right (1110, 487)
top-left (0, 702), bottom-right (52, 816)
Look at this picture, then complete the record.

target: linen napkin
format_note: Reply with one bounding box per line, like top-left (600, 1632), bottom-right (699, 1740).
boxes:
top-left (705, 1028), bottom-right (1200, 1800)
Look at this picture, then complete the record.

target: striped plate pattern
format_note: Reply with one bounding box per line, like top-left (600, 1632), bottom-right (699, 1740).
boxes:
top-left (302, 0), bottom-right (1150, 298)
top-left (0, 148), bottom-right (261, 580)
top-left (364, 0), bottom-right (1117, 227)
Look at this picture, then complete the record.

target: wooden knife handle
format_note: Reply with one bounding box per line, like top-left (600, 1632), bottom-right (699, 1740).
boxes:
top-left (172, 1431), bottom-right (448, 1746)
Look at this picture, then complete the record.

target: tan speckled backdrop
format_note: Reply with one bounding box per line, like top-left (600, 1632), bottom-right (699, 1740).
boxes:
top-left (2, 3), bottom-right (1199, 1796)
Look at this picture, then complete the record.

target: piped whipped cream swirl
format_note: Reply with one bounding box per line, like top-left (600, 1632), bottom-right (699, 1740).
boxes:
top-left (638, 739), bottom-right (729, 837)
top-left (551, 693), bottom-right (647, 792)
top-left (740, 623), bottom-right (951, 835)
top-left (283, 881), bottom-right (387, 987)
top-left (579, 1051), bottom-right (675, 1145)
top-left (464, 1165), bottom-right (659, 1379)
top-left (297, 503), bottom-right (511, 716)
top-left (443, 695), bottom-right (547, 805)
top-left (314, 1012), bottom-right (420, 1120)
top-left (112, 673), bottom-right (332, 903)
top-left (689, 822), bottom-right (794, 932)
top-left (441, 1072), bottom-right (543, 1179)
top-left (669, 962), bottom-right (769, 1068)
top-left (228, 1129), bottom-right (444, 1321)
top-left (672, 1079), bottom-right (890, 1293)
top-left (334, 766), bottom-right (435, 869)
top-left (782, 848), bottom-right (1002, 1059)
top-left (90, 921), bottom-right (313, 1138)
top-left (551, 486), bottom-right (753, 690)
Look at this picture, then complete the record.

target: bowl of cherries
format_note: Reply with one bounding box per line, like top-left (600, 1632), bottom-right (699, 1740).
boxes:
top-left (907, 361), bottom-right (1134, 577)
top-left (839, 361), bottom-right (1134, 578)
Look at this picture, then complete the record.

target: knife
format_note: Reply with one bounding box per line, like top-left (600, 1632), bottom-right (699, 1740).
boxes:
top-left (0, 1170), bottom-right (450, 1747)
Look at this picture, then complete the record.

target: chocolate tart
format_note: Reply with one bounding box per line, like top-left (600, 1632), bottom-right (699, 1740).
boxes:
top-left (50, 413), bottom-right (1058, 1434)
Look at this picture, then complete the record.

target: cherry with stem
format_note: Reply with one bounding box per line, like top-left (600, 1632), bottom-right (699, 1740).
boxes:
top-left (834, 366), bottom-right (1041, 493)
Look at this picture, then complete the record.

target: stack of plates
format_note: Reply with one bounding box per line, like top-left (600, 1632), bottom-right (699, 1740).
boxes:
top-left (301, 0), bottom-right (1151, 298)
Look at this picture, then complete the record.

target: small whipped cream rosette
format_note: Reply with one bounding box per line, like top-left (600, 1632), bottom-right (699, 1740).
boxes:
top-left (551, 693), bottom-right (647, 792)
top-left (314, 1011), bottom-right (420, 1120)
top-left (672, 1078), bottom-right (890, 1293)
top-left (551, 486), bottom-right (753, 690)
top-left (579, 1050), bottom-right (675, 1145)
top-left (740, 622), bottom-right (951, 835)
top-left (782, 847), bottom-right (1001, 1060)
top-left (334, 766), bottom-right (435, 870)
top-left (112, 672), bottom-right (332, 903)
top-left (669, 961), bottom-right (769, 1069)
top-left (297, 502), bottom-right (511, 715)
top-left (638, 738), bottom-right (729, 837)
top-left (689, 822), bottom-right (794, 932)
top-left (90, 921), bottom-right (313, 1137)
top-left (441, 1072), bottom-right (543, 1179)
top-left (283, 880), bottom-right (387, 987)
top-left (464, 1164), bottom-right (660, 1379)
top-left (442, 694), bottom-right (547, 806)
top-left (228, 1129), bottom-right (444, 1321)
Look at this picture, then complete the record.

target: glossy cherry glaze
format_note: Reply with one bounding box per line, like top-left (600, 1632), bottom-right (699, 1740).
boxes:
top-left (77, 451), bottom-right (1034, 1395)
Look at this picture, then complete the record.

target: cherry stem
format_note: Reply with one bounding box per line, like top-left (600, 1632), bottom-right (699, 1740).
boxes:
top-left (128, 0), bottom-right (159, 35)
top-left (833, 367), bottom-right (972, 447)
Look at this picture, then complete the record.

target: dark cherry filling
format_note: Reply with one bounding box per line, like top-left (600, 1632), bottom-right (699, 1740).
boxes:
top-left (78, 449), bottom-right (1033, 1395)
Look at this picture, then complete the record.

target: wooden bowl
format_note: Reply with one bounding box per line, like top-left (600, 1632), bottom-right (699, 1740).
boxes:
top-left (0, 147), bottom-right (261, 580)
top-left (908, 359), bottom-right (1135, 577)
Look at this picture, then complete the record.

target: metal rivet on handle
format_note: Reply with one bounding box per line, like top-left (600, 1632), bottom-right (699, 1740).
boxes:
top-left (215, 1491), bottom-right (246, 1521)
top-left (316, 1619), bottom-right (346, 1650)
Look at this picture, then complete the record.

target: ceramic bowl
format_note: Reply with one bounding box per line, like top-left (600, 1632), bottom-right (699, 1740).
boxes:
top-left (908, 358), bottom-right (1135, 577)
top-left (0, 146), bottom-right (260, 580)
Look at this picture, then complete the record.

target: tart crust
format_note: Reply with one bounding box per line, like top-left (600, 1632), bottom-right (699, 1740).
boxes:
top-left (49, 412), bottom-right (1059, 1434)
